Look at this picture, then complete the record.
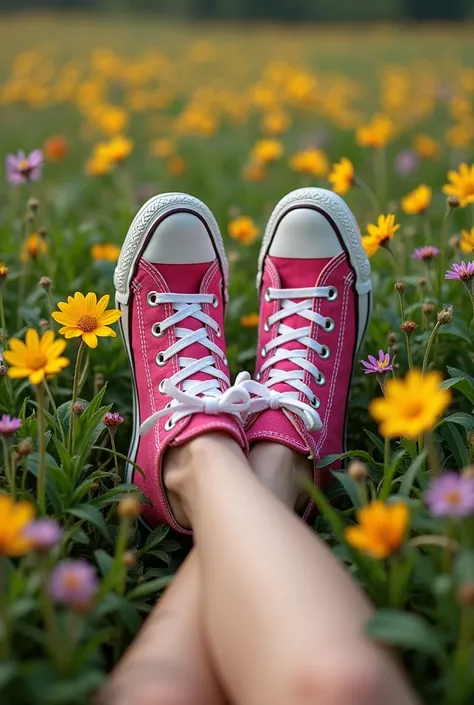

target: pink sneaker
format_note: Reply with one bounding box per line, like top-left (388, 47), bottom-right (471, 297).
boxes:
top-left (242, 188), bottom-right (372, 520)
top-left (114, 193), bottom-right (249, 533)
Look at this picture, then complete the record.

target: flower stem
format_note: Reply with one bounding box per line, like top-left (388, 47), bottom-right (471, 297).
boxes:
top-left (425, 432), bottom-right (442, 476)
top-left (0, 291), bottom-right (7, 348)
top-left (46, 290), bottom-right (56, 331)
top-left (0, 556), bottom-right (10, 660)
top-left (355, 176), bottom-right (380, 217)
top-left (374, 147), bottom-right (387, 210)
top-left (36, 383), bottom-right (47, 514)
top-left (69, 341), bottom-right (86, 453)
top-left (451, 606), bottom-right (474, 704)
top-left (422, 213), bottom-right (432, 245)
top-left (437, 207), bottom-right (451, 307)
top-left (1, 438), bottom-right (13, 494)
top-left (422, 320), bottom-right (441, 375)
top-left (44, 380), bottom-right (65, 444)
top-left (109, 430), bottom-right (119, 478)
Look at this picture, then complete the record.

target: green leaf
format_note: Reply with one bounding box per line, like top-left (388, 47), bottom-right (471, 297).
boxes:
top-left (67, 505), bottom-right (109, 540)
top-left (91, 446), bottom-right (145, 478)
top-left (365, 610), bottom-right (445, 657)
top-left (127, 575), bottom-right (173, 600)
top-left (439, 422), bottom-right (468, 469)
top-left (454, 551), bottom-right (474, 585)
top-left (364, 429), bottom-right (385, 456)
top-left (438, 320), bottom-right (472, 343)
top-left (443, 412), bottom-right (474, 431)
top-left (399, 450), bottom-right (428, 496)
top-left (440, 377), bottom-right (474, 406)
top-left (331, 470), bottom-right (362, 508)
top-left (140, 525), bottom-right (170, 555)
top-left (0, 661), bottom-right (19, 689)
top-left (447, 366), bottom-right (474, 385)
top-left (94, 549), bottom-right (114, 577)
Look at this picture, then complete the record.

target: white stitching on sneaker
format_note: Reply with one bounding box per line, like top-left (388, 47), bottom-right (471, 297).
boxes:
top-left (237, 285), bottom-right (337, 431)
top-left (139, 291), bottom-right (250, 435)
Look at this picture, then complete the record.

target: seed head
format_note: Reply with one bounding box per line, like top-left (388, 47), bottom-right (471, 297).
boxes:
top-left (394, 280), bottom-right (406, 294)
top-left (39, 319), bottom-right (49, 329)
top-left (401, 320), bottom-right (417, 336)
top-left (448, 195), bottom-right (460, 209)
top-left (72, 402), bottom-right (85, 416)
top-left (438, 306), bottom-right (453, 325)
top-left (388, 331), bottom-right (397, 345)
top-left (0, 365), bottom-right (6, 377)
top-left (18, 437), bottom-right (34, 456)
top-left (39, 276), bottom-right (52, 290)
top-left (27, 197), bottom-right (40, 213)
top-left (118, 496), bottom-right (141, 519)
top-left (348, 460), bottom-right (368, 482)
top-left (123, 550), bottom-right (138, 569)
top-left (422, 302), bottom-right (435, 315)
top-left (449, 234), bottom-right (461, 249)
top-left (37, 226), bottom-right (47, 238)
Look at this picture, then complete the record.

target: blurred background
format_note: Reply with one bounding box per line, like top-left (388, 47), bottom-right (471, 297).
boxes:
top-left (0, 0), bottom-right (472, 21)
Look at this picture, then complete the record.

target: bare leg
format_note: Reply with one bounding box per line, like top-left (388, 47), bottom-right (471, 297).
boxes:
top-left (99, 549), bottom-right (228, 705)
top-left (166, 433), bottom-right (420, 705)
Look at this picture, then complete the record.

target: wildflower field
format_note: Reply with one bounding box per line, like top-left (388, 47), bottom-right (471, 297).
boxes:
top-left (1, 14), bottom-right (474, 704)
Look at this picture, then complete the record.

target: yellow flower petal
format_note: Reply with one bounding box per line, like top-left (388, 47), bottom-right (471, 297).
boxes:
top-left (97, 309), bottom-right (122, 325)
top-left (82, 332), bottom-right (98, 348)
top-left (29, 369), bottom-right (45, 385)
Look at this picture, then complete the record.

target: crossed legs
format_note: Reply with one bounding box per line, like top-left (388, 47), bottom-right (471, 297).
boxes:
top-left (101, 434), bottom-right (419, 705)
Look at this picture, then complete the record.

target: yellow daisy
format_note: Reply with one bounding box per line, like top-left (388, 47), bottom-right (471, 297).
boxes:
top-left (3, 329), bottom-right (69, 385)
top-left (289, 148), bottom-right (329, 177)
top-left (328, 157), bottom-right (355, 195)
top-left (401, 184), bottom-right (432, 215)
top-left (361, 214), bottom-right (400, 259)
top-left (460, 227), bottom-right (474, 254)
top-left (443, 163), bottom-right (474, 207)
top-left (52, 292), bottom-right (122, 349)
top-left (0, 495), bottom-right (35, 556)
top-left (344, 501), bottom-right (409, 559)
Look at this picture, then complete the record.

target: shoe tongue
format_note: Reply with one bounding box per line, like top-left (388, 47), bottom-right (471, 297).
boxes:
top-left (269, 256), bottom-right (332, 288)
top-left (147, 261), bottom-right (223, 388)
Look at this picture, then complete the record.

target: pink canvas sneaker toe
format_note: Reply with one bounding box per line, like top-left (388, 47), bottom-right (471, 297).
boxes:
top-left (243, 187), bottom-right (372, 521)
top-left (114, 193), bottom-right (249, 532)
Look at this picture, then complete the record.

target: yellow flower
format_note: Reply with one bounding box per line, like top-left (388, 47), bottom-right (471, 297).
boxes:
top-left (413, 134), bottom-right (440, 160)
top-left (52, 292), bottom-right (122, 349)
top-left (96, 105), bottom-right (129, 136)
top-left (289, 148), bottom-right (329, 177)
top-left (251, 139), bottom-right (283, 164)
top-left (0, 262), bottom-right (8, 278)
top-left (150, 137), bottom-right (176, 159)
top-left (96, 135), bottom-right (134, 165)
top-left (228, 217), bottom-right (260, 246)
top-left (344, 501), bottom-right (409, 559)
top-left (356, 114), bottom-right (394, 149)
top-left (0, 495), bottom-right (35, 556)
top-left (443, 163), bottom-right (474, 207)
top-left (240, 313), bottom-right (259, 327)
top-left (369, 369), bottom-right (451, 439)
top-left (21, 233), bottom-right (48, 261)
top-left (167, 155), bottom-right (187, 177)
top-left (401, 184), bottom-right (432, 215)
top-left (328, 157), bottom-right (355, 195)
top-left (90, 243), bottom-right (121, 262)
top-left (460, 227), bottom-right (474, 254)
top-left (243, 161), bottom-right (267, 182)
top-left (260, 110), bottom-right (291, 136)
top-left (86, 153), bottom-right (111, 177)
top-left (3, 329), bottom-right (69, 385)
top-left (361, 214), bottom-right (400, 259)
top-left (446, 123), bottom-right (472, 150)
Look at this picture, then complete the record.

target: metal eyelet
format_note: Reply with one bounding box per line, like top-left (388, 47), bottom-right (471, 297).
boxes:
top-left (158, 380), bottom-right (166, 393)
top-left (156, 352), bottom-right (166, 366)
top-left (319, 345), bottom-right (330, 360)
top-left (263, 319), bottom-right (270, 333)
top-left (264, 289), bottom-right (272, 303)
top-left (222, 356), bottom-right (228, 366)
top-left (164, 418), bottom-right (175, 431)
top-left (327, 287), bottom-right (338, 301)
top-left (324, 318), bottom-right (335, 332)
top-left (152, 322), bottom-right (164, 338)
top-left (261, 346), bottom-right (267, 358)
top-left (147, 291), bottom-right (159, 306)
top-left (256, 372), bottom-right (261, 381)
top-left (215, 325), bottom-right (221, 338)
top-left (212, 295), bottom-right (219, 308)
top-left (316, 373), bottom-right (326, 386)
top-left (310, 395), bottom-right (320, 409)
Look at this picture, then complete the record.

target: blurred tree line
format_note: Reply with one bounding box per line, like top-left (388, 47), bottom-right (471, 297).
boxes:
top-left (0, 0), bottom-right (471, 21)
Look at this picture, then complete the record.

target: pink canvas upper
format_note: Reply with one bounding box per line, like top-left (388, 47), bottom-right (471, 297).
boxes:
top-left (128, 257), bottom-right (247, 533)
top-left (247, 251), bottom-right (357, 520)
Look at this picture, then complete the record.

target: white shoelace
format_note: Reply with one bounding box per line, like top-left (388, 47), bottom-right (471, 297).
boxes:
top-left (139, 291), bottom-right (250, 435)
top-left (237, 285), bottom-right (338, 431)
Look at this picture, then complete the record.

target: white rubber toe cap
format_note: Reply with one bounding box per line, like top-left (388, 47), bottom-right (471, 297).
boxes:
top-left (142, 212), bottom-right (216, 264)
top-left (268, 208), bottom-right (342, 259)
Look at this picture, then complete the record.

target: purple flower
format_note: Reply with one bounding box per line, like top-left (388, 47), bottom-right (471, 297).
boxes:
top-left (425, 472), bottom-right (474, 518)
top-left (24, 518), bottom-right (62, 552)
top-left (412, 246), bottom-right (439, 262)
top-left (6, 149), bottom-right (43, 185)
top-left (361, 350), bottom-right (393, 375)
top-left (0, 415), bottom-right (22, 436)
top-left (445, 261), bottom-right (474, 281)
top-left (49, 559), bottom-right (98, 610)
top-left (394, 150), bottom-right (419, 176)
top-left (103, 412), bottom-right (124, 427)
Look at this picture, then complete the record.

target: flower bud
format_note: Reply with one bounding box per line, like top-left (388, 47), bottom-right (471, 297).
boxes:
top-left (39, 319), bottom-right (49, 329)
top-left (72, 402), bottom-right (85, 416)
top-left (462, 464), bottom-right (474, 478)
top-left (27, 197), bottom-right (40, 212)
top-left (18, 437), bottom-right (34, 456)
top-left (26, 213), bottom-right (35, 224)
top-left (401, 320), bottom-right (417, 336)
top-left (457, 582), bottom-right (474, 605)
top-left (118, 496), bottom-right (141, 519)
top-left (449, 234), bottom-right (461, 249)
top-left (448, 195), bottom-right (460, 209)
top-left (0, 365), bottom-right (6, 377)
top-left (422, 302), bottom-right (435, 315)
top-left (388, 331), bottom-right (397, 345)
top-left (94, 373), bottom-right (105, 392)
top-left (39, 276), bottom-right (52, 290)
top-left (394, 280), bottom-right (406, 294)
top-left (438, 306), bottom-right (453, 325)
top-left (0, 264), bottom-right (8, 280)
top-left (123, 550), bottom-right (138, 569)
top-left (418, 277), bottom-right (427, 287)
top-left (37, 226), bottom-right (47, 238)
top-left (389, 343), bottom-right (398, 354)
top-left (348, 460), bottom-right (368, 482)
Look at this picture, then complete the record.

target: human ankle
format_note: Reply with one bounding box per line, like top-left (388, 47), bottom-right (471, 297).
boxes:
top-left (249, 442), bottom-right (312, 509)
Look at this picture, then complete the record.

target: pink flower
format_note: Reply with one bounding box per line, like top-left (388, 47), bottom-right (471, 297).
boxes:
top-left (394, 150), bottom-right (419, 176)
top-left (49, 560), bottom-right (98, 610)
top-left (0, 415), bottom-right (22, 436)
top-left (103, 412), bottom-right (124, 427)
top-left (425, 472), bottom-right (474, 517)
top-left (412, 246), bottom-right (439, 262)
top-left (24, 518), bottom-right (62, 552)
top-left (6, 149), bottom-right (43, 185)
top-left (361, 350), bottom-right (393, 375)
top-left (445, 261), bottom-right (474, 281)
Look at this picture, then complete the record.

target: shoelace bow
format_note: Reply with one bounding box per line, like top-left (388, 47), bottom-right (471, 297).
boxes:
top-left (236, 285), bottom-right (337, 431)
top-left (139, 292), bottom-right (250, 435)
